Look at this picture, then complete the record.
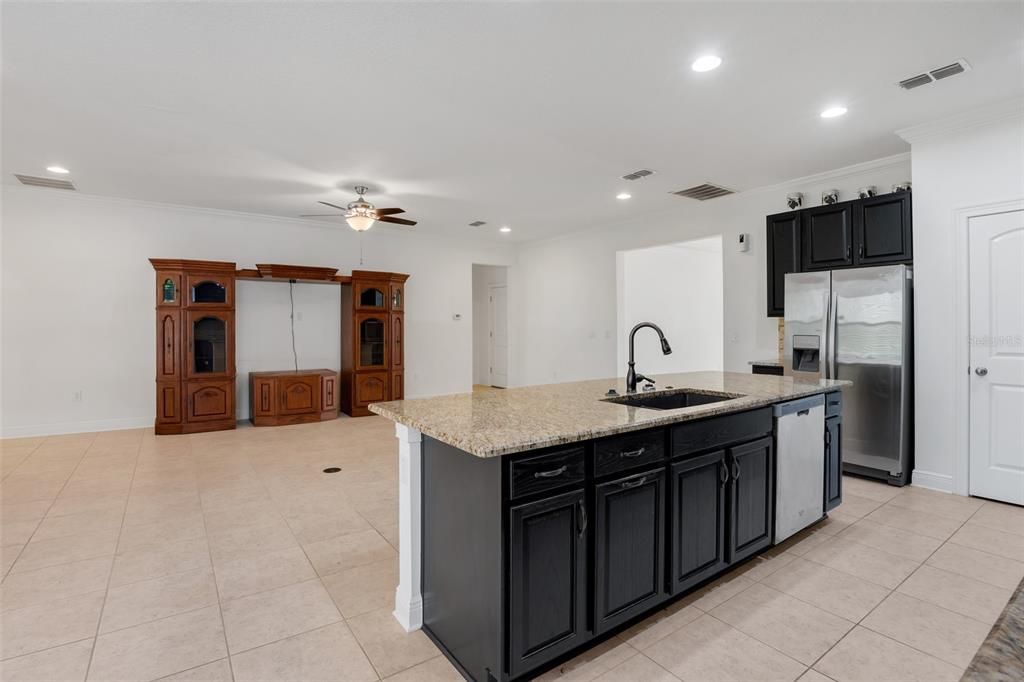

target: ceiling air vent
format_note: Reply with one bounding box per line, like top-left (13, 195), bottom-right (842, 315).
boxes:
top-left (14, 174), bottom-right (76, 190)
top-left (468, 220), bottom-right (487, 227)
top-left (621, 169), bottom-right (655, 181)
top-left (898, 59), bottom-right (971, 90)
top-left (672, 183), bottom-right (734, 201)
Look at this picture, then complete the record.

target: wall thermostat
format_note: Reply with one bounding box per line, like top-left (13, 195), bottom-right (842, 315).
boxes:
top-left (738, 233), bottom-right (750, 252)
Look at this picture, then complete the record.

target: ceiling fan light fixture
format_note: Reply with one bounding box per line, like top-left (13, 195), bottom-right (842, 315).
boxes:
top-left (346, 213), bottom-right (376, 232)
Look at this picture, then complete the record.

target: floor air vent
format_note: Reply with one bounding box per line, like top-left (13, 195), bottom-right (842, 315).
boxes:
top-left (898, 59), bottom-right (971, 90)
top-left (14, 174), bottom-right (76, 190)
top-left (672, 183), bottom-right (734, 201)
top-left (621, 169), bottom-right (655, 181)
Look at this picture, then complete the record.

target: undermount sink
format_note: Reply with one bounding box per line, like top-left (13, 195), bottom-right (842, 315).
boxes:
top-left (604, 389), bottom-right (743, 410)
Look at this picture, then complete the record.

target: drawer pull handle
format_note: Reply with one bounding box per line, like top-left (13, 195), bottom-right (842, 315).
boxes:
top-left (534, 465), bottom-right (567, 479)
top-left (797, 408), bottom-right (810, 416)
top-left (620, 476), bottom-right (647, 490)
top-left (620, 447), bottom-right (646, 459)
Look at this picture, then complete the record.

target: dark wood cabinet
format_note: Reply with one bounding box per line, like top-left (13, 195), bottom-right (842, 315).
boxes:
top-left (341, 271), bottom-right (409, 416)
top-left (150, 259), bottom-right (237, 435)
top-left (765, 192), bottom-right (912, 316)
top-left (766, 211), bottom-right (801, 317)
top-left (669, 450), bottom-right (729, 594)
top-left (594, 468), bottom-right (666, 633)
top-left (825, 416), bottom-right (843, 511)
top-left (855, 192), bottom-right (912, 265)
top-left (802, 201), bottom-right (855, 270)
top-left (509, 488), bottom-right (588, 678)
top-left (727, 437), bottom-right (774, 563)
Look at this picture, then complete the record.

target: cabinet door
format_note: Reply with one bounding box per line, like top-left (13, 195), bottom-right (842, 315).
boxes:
top-left (390, 371), bottom-right (404, 401)
top-left (155, 271), bottom-right (182, 307)
top-left (185, 381), bottom-right (234, 422)
top-left (669, 451), bottom-right (729, 594)
top-left (355, 313), bottom-right (388, 370)
top-left (766, 211), bottom-right (801, 317)
top-left (251, 377), bottom-right (275, 417)
top-left (321, 374), bottom-right (338, 412)
top-left (155, 382), bottom-right (181, 425)
top-left (824, 417), bottom-right (843, 511)
top-left (594, 468), bottom-right (666, 634)
top-left (156, 310), bottom-right (181, 381)
top-left (354, 372), bottom-right (389, 408)
top-left (509, 489), bottom-right (588, 678)
top-left (278, 375), bottom-right (319, 415)
top-left (185, 273), bottom-right (234, 308)
top-left (391, 314), bottom-right (404, 369)
top-left (802, 202), bottom-right (854, 270)
top-left (728, 437), bottom-right (774, 563)
top-left (186, 311), bottom-right (234, 379)
top-left (390, 282), bottom-right (404, 311)
top-left (355, 282), bottom-right (388, 310)
top-left (855, 192), bottom-right (912, 265)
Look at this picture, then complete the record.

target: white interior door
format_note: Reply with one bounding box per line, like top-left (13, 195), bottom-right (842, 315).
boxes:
top-left (488, 285), bottom-right (508, 388)
top-left (969, 209), bottom-right (1024, 505)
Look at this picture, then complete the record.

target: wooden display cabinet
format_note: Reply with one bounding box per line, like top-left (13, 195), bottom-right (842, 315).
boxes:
top-left (150, 259), bottom-right (237, 435)
top-left (248, 369), bottom-right (339, 426)
top-left (341, 271), bottom-right (409, 416)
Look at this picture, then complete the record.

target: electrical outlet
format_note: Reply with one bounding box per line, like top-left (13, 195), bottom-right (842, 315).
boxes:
top-left (72, 391), bottom-right (83, 403)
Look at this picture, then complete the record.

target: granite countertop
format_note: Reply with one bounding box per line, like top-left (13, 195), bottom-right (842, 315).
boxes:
top-left (369, 371), bottom-right (849, 458)
top-left (748, 359), bottom-right (783, 367)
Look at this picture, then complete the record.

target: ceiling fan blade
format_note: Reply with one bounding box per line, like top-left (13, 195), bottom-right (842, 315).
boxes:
top-left (318, 200), bottom-right (348, 210)
top-left (374, 208), bottom-right (405, 216)
top-left (300, 213), bottom-right (343, 217)
top-left (377, 216), bottom-right (417, 226)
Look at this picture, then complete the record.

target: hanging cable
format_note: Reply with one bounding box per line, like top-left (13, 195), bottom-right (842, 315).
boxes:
top-left (289, 280), bottom-right (299, 371)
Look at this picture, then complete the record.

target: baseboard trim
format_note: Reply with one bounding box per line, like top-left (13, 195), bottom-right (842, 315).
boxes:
top-left (0, 417), bottom-right (152, 439)
top-left (910, 469), bottom-right (955, 494)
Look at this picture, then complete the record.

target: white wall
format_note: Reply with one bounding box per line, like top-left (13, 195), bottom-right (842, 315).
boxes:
top-left (512, 154), bottom-right (912, 386)
top-left (618, 237), bottom-right (724, 375)
top-left (898, 101), bottom-right (1024, 493)
top-left (471, 264), bottom-right (507, 385)
top-left (0, 187), bottom-right (515, 436)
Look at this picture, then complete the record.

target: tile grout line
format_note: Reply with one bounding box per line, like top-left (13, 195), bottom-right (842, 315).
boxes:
top-left (82, 435), bottom-right (144, 682)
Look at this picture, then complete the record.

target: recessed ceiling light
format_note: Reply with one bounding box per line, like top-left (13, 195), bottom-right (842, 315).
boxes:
top-left (46, 165), bottom-right (70, 174)
top-left (820, 106), bottom-right (848, 119)
top-left (691, 55), bottom-right (722, 72)
top-left (499, 226), bottom-right (512, 233)
top-left (616, 192), bottom-right (632, 200)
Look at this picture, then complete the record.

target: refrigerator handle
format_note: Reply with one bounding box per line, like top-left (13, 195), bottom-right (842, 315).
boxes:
top-left (823, 290), bottom-right (832, 380)
top-left (830, 292), bottom-right (839, 380)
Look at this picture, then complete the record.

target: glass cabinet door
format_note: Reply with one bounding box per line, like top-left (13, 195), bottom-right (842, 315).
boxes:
top-left (356, 282), bottom-right (388, 310)
top-left (186, 274), bottom-right (234, 307)
top-left (357, 314), bottom-right (387, 369)
top-left (187, 311), bottom-right (233, 378)
top-left (390, 283), bottom-right (404, 311)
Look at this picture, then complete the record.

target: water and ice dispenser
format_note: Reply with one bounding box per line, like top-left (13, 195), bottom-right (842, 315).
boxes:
top-left (791, 334), bottom-right (821, 373)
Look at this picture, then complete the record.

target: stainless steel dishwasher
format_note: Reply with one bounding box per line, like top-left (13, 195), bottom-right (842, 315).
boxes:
top-left (773, 394), bottom-right (825, 542)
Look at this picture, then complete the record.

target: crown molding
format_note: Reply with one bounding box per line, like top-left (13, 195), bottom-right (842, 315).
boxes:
top-left (896, 96), bottom-right (1024, 144)
top-left (752, 152), bottom-right (911, 195)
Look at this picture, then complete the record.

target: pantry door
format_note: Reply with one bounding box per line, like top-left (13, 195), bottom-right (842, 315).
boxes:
top-left (969, 209), bottom-right (1024, 505)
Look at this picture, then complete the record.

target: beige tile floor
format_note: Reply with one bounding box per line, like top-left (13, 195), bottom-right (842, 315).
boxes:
top-left (1, 419), bottom-right (1022, 681)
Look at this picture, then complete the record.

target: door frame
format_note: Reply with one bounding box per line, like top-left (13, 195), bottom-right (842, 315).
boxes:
top-left (952, 200), bottom-right (1024, 497)
top-left (488, 284), bottom-right (508, 388)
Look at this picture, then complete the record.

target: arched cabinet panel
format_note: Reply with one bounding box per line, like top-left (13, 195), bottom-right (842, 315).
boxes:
top-left (186, 381), bottom-right (234, 422)
top-left (186, 311), bottom-right (234, 379)
top-left (186, 273), bottom-right (234, 307)
top-left (157, 311), bottom-right (181, 380)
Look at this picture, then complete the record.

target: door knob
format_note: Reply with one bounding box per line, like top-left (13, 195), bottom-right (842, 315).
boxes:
top-left (975, 367), bottom-right (989, 376)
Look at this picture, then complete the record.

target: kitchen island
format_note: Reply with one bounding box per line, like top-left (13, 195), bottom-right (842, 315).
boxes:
top-left (370, 371), bottom-right (848, 681)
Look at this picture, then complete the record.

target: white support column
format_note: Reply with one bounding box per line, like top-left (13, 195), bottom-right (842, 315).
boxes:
top-left (393, 422), bottom-right (423, 632)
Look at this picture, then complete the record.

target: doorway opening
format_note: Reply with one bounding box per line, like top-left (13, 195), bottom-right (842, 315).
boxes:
top-left (472, 264), bottom-right (509, 389)
top-left (616, 236), bottom-right (724, 375)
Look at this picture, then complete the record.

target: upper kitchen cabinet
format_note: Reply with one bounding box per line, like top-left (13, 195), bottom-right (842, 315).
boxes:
top-left (766, 192), bottom-right (913, 315)
top-left (766, 211), bottom-right (801, 317)
top-left (854, 191), bottom-right (912, 265)
top-left (802, 201), bottom-right (855, 271)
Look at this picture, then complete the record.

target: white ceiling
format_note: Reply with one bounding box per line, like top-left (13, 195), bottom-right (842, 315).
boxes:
top-left (3, 2), bottom-right (1022, 242)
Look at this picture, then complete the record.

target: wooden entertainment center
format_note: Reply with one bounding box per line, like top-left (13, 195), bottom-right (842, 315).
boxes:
top-left (149, 260), bottom-right (408, 434)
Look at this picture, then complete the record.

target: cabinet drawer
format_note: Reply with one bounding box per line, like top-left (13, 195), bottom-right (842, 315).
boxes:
top-left (510, 447), bottom-right (585, 499)
top-left (671, 408), bottom-right (772, 458)
top-left (825, 391), bottom-right (842, 418)
top-left (594, 429), bottom-right (665, 477)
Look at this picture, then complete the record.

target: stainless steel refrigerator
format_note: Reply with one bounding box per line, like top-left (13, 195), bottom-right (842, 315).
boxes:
top-left (784, 265), bottom-right (913, 485)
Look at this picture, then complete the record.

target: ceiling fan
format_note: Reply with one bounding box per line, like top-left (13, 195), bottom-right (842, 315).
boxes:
top-left (301, 186), bottom-right (417, 232)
